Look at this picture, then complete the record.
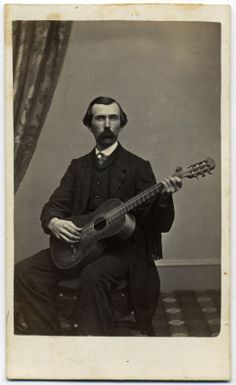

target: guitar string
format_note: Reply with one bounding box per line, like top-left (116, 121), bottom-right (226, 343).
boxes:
top-left (78, 162), bottom-right (210, 241)
top-left (78, 181), bottom-right (164, 242)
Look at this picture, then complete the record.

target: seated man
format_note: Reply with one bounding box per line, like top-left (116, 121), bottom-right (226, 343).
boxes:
top-left (14, 96), bottom-right (182, 336)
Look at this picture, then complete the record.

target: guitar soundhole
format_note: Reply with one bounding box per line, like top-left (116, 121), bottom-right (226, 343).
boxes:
top-left (94, 216), bottom-right (107, 231)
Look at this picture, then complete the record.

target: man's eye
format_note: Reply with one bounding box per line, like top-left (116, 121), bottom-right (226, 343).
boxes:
top-left (110, 115), bottom-right (119, 120)
top-left (95, 116), bottom-right (105, 121)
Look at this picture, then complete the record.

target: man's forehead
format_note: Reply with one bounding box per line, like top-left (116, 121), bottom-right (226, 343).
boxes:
top-left (92, 103), bottom-right (120, 115)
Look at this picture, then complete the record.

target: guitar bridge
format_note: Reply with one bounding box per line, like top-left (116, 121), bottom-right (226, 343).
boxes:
top-left (69, 244), bottom-right (78, 260)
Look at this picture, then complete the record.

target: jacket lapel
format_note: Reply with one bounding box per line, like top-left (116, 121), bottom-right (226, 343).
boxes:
top-left (109, 145), bottom-right (128, 197)
top-left (79, 150), bottom-right (94, 213)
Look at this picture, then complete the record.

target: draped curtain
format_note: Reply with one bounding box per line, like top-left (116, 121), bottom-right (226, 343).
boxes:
top-left (13, 21), bottom-right (73, 193)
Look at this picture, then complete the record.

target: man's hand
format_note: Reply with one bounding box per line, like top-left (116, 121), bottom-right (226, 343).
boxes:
top-left (48, 218), bottom-right (82, 243)
top-left (161, 167), bottom-right (183, 194)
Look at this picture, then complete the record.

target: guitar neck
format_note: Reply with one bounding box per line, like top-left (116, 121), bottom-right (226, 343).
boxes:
top-left (109, 181), bottom-right (168, 222)
top-left (110, 156), bottom-right (215, 221)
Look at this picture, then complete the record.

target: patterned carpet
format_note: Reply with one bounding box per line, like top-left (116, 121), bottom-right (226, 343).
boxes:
top-left (54, 278), bottom-right (221, 336)
top-left (153, 290), bottom-right (221, 337)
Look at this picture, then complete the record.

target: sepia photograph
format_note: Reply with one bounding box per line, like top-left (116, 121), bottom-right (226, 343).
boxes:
top-left (5, 3), bottom-right (230, 380)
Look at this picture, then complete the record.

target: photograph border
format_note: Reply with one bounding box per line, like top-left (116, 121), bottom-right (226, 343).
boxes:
top-left (5, 3), bottom-right (230, 380)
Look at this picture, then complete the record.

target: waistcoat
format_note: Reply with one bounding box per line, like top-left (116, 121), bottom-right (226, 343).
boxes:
top-left (86, 146), bottom-right (120, 213)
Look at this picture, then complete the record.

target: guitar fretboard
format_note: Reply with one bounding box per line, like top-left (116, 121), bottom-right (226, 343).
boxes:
top-left (108, 182), bottom-right (163, 222)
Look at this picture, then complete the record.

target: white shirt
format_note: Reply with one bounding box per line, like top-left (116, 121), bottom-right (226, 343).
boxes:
top-left (95, 141), bottom-right (118, 157)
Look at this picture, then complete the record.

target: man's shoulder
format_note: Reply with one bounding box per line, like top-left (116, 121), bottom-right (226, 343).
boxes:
top-left (119, 145), bottom-right (150, 166)
top-left (71, 149), bottom-right (94, 166)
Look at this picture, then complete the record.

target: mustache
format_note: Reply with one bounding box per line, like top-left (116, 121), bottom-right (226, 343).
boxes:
top-left (99, 130), bottom-right (115, 139)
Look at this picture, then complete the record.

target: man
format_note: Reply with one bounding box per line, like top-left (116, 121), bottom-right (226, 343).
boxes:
top-left (14, 96), bottom-right (182, 336)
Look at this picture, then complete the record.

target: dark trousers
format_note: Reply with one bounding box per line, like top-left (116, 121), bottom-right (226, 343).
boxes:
top-left (14, 248), bottom-right (129, 336)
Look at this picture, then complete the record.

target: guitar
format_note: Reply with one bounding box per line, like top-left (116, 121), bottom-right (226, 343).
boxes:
top-left (50, 157), bottom-right (215, 271)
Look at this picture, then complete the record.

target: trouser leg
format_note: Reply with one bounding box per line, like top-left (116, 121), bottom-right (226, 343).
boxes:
top-left (76, 248), bottom-right (129, 336)
top-left (14, 249), bottom-right (62, 335)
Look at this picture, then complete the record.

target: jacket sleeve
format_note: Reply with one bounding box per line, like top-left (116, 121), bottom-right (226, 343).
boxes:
top-left (40, 159), bottom-right (77, 234)
top-left (134, 160), bottom-right (175, 233)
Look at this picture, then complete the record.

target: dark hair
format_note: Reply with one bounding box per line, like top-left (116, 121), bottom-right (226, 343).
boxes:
top-left (82, 96), bottom-right (128, 128)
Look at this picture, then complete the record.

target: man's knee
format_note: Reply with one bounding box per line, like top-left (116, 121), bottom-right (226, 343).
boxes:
top-left (15, 259), bottom-right (29, 280)
top-left (14, 257), bottom-right (36, 286)
top-left (79, 264), bottom-right (106, 287)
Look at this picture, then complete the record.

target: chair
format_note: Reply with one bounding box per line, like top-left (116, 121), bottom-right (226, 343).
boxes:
top-left (55, 277), bottom-right (141, 336)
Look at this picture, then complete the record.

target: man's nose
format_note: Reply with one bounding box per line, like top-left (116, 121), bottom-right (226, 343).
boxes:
top-left (104, 116), bottom-right (110, 128)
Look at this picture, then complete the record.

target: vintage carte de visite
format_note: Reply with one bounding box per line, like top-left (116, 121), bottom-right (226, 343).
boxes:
top-left (5, 3), bottom-right (230, 381)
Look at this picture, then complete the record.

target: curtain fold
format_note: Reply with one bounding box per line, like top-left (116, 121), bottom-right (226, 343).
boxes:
top-left (13, 21), bottom-right (73, 193)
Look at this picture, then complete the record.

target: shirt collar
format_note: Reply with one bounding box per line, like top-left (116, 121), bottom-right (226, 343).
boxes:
top-left (95, 141), bottom-right (118, 157)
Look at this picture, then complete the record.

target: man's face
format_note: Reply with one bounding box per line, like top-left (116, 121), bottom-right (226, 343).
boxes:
top-left (90, 103), bottom-right (122, 150)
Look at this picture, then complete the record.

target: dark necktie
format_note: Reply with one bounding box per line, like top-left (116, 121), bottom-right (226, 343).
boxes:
top-left (96, 152), bottom-right (108, 166)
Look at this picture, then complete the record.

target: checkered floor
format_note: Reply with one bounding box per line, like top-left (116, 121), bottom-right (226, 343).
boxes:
top-left (153, 290), bottom-right (220, 337)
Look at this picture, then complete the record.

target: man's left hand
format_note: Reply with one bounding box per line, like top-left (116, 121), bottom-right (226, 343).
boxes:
top-left (161, 174), bottom-right (182, 194)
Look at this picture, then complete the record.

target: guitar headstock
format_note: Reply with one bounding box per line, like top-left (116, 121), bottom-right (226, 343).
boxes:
top-left (180, 158), bottom-right (215, 179)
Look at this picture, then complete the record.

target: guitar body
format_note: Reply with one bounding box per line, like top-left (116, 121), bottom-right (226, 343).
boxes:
top-left (50, 198), bottom-right (136, 270)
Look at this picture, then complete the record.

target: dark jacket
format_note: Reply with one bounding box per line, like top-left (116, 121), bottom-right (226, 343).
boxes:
top-left (41, 144), bottom-right (175, 330)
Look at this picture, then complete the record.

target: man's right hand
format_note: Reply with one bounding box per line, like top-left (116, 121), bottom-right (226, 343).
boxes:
top-left (48, 218), bottom-right (82, 243)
